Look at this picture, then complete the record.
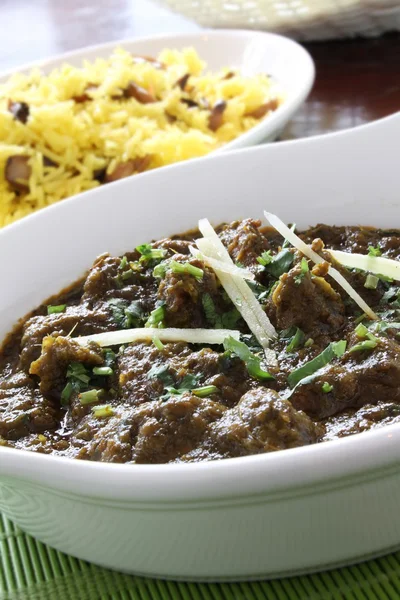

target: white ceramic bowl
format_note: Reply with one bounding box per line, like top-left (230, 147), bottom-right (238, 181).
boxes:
top-left (0, 30), bottom-right (314, 152)
top-left (0, 112), bottom-right (399, 581)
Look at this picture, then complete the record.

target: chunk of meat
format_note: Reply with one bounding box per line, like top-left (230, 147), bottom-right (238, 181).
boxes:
top-left (29, 336), bottom-right (103, 399)
top-left (19, 304), bottom-right (113, 370)
top-left (132, 395), bottom-right (226, 463)
top-left (73, 394), bottom-right (226, 463)
top-left (323, 402), bottom-right (400, 441)
top-left (0, 372), bottom-right (58, 440)
top-left (290, 337), bottom-right (400, 420)
top-left (157, 256), bottom-right (221, 328)
top-left (218, 219), bottom-right (270, 268)
top-left (181, 388), bottom-right (320, 461)
top-left (117, 342), bottom-right (251, 408)
top-left (271, 264), bottom-right (346, 344)
top-left (153, 237), bottom-right (192, 255)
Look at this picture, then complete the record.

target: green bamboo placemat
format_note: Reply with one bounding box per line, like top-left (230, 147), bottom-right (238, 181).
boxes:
top-left (1, 513), bottom-right (400, 600)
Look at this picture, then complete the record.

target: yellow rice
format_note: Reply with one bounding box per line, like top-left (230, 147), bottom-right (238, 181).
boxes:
top-left (0, 47), bottom-right (282, 227)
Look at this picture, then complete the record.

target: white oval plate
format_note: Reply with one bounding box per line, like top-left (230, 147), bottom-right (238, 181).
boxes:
top-left (0, 30), bottom-right (314, 154)
top-left (0, 112), bottom-right (399, 581)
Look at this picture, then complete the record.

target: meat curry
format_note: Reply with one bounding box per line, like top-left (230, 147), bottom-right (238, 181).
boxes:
top-left (1, 217), bottom-right (400, 463)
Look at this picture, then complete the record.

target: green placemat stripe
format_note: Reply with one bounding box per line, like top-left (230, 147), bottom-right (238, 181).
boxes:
top-left (3, 512), bottom-right (400, 599)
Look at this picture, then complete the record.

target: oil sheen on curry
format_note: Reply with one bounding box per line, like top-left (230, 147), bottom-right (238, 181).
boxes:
top-left (1, 215), bottom-right (400, 464)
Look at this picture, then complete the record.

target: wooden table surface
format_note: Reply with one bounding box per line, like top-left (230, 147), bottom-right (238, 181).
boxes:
top-left (0, 0), bottom-right (399, 140)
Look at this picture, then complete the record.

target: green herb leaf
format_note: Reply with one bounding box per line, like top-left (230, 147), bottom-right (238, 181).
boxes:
top-left (47, 304), bottom-right (66, 315)
top-left (202, 293), bottom-right (220, 326)
top-left (153, 336), bottom-right (165, 350)
top-left (60, 362), bottom-right (92, 405)
top-left (60, 381), bottom-right (73, 406)
top-left (294, 258), bottom-right (309, 285)
top-left (304, 338), bottom-right (314, 348)
top-left (288, 340), bottom-right (347, 388)
top-left (380, 287), bottom-right (400, 308)
top-left (223, 336), bottom-right (274, 381)
top-left (192, 385), bottom-right (219, 397)
top-left (103, 348), bottom-right (116, 369)
top-left (322, 382), bottom-right (333, 393)
top-left (147, 364), bottom-right (175, 386)
top-left (368, 245), bottom-right (382, 257)
top-left (107, 298), bottom-right (144, 329)
top-left (153, 262), bottom-right (168, 279)
top-left (287, 327), bottom-right (306, 352)
top-left (349, 339), bottom-right (378, 353)
top-left (221, 308), bottom-right (241, 329)
top-left (145, 305), bottom-right (165, 328)
top-left (120, 256), bottom-right (128, 269)
top-left (170, 260), bottom-right (204, 280)
top-left (79, 389), bottom-right (104, 405)
top-left (136, 244), bottom-right (166, 262)
top-left (67, 362), bottom-right (91, 385)
top-left (256, 250), bottom-right (273, 266)
top-left (263, 249), bottom-right (294, 278)
top-left (92, 404), bottom-right (114, 418)
top-left (364, 274), bottom-right (379, 290)
top-left (92, 366), bottom-right (113, 376)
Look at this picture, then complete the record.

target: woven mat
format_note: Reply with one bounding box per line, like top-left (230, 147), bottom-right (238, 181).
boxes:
top-left (2, 513), bottom-right (400, 600)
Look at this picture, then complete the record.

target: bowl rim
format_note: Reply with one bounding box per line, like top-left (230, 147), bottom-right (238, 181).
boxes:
top-left (0, 29), bottom-right (315, 154)
top-left (1, 113), bottom-right (400, 504)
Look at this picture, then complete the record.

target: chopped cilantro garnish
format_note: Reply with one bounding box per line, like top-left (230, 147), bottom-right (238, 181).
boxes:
top-left (103, 348), bottom-right (116, 369)
top-left (145, 305), bottom-right (165, 328)
top-left (201, 293), bottom-right (240, 329)
top-left (79, 389), bottom-right (104, 405)
top-left (107, 298), bottom-right (144, 329)
top-left (364, 274), bottom-right (379, 290)
top-left (148, 364), bottom-right (175, 387)
top-left (136, 244), bottom-right (166, 263)
top-left (93, 366), bottom-right (113, 376)
top-left (192, 385), bottom-right (219, 397)
top-left (120, 256), bottom-right (128, 269)
top-left (153, 336), bottom-right (165, 351)
top-left (47, 304), bottom-right (66, 315)
top-left (288, 340), bottom-right (347, 388)
top-left (202, 293), bottom-right (219, 325)
top-left (368, 245), bottom-right (382, 257)
top-left (350, 323), bottom-right (378, 352)
top-left (148, 365), bottom-right (202, 400)
top-left (60, 382), bottom-right (73, 406)
top-left (349, 339), bottom-right (378, 353)
top-left (170, 261), bottom-right (204, 280)
top-left (354, 312), bottom-right (367, 325)
top-left (294, 258), bottom-right (309, 285)
top-left (287, 327), bottom-right (306, 352)
top-left (92, 404), bottom-right (114, 418)
top-left (153, 262), bottom-right (168, 278)
top-left (262, 249), bottom-right (294, 278)
top-left (256, 250), bottom-right (273, 266)
top-left (67, 362), bottom-right (91, 385)
top-left (223, 336), bottom-right (274, 381)
top-left (322, 382), bottom-right (333, 393)
top-left (60, 362), bottom-right (91, 405)
top-left (380, 287), bottom-right (400, 308)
